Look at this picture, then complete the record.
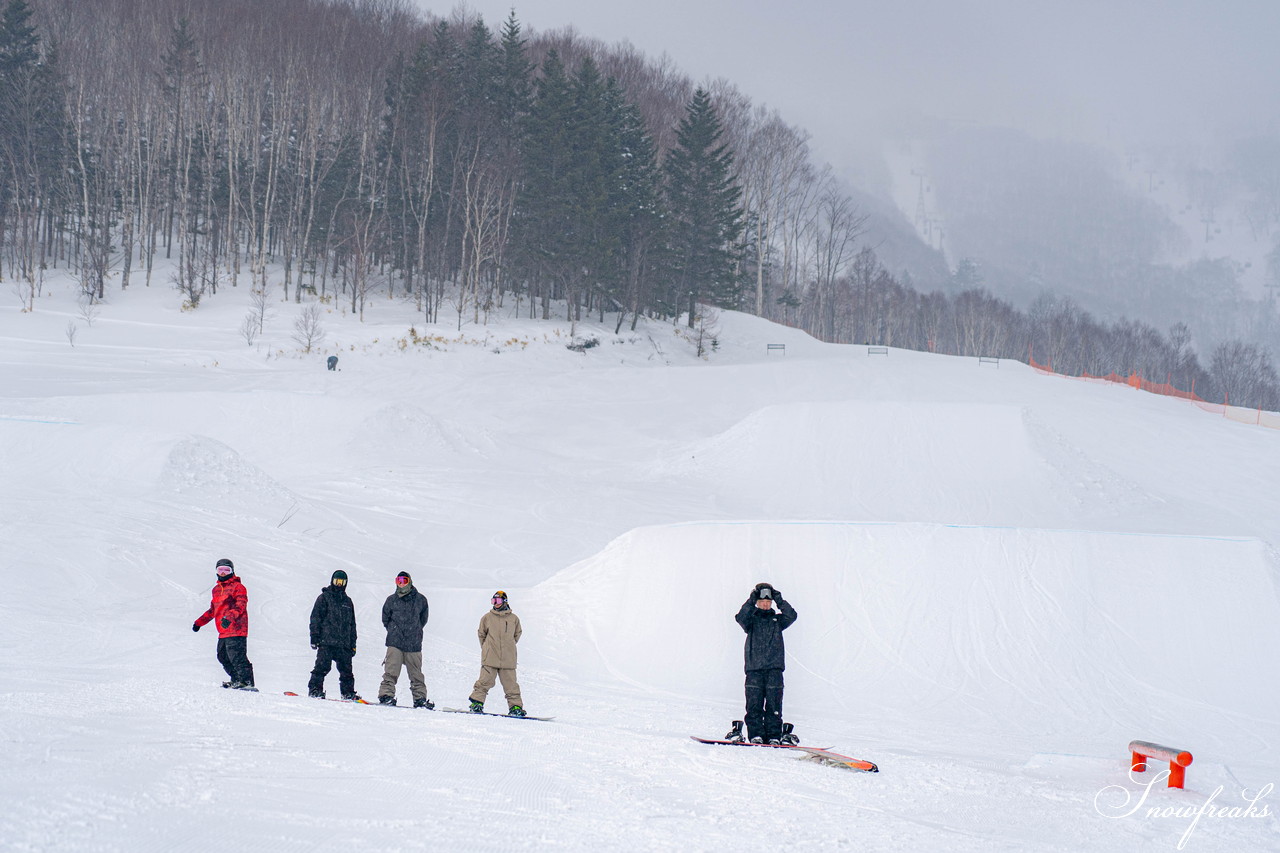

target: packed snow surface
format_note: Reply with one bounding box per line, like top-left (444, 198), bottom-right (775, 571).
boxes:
top-left (2, 282), bottom-right (1279, 851)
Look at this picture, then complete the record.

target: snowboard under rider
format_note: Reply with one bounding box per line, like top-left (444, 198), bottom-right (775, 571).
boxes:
top-left (307, 569), bottom-right (361, 701)
top-left (378, 571), bottom-right (432, 708)
top-left (468, 590), bottom-right (526, 717)
top-left (728, 582), bottom-right (797, 744)
top-left (192, 558), bottom-right (256, 691)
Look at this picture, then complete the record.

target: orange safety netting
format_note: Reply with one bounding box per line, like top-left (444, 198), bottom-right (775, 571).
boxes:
top-left (1028, 355), bottom-right (1280, 430)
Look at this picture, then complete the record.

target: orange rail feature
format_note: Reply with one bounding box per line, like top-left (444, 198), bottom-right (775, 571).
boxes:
top-left (1129, 739), bottom-right (1194, 789)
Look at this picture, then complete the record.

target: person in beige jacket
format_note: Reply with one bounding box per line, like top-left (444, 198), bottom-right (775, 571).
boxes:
top-left (468, 590), bottom-right (526, 716)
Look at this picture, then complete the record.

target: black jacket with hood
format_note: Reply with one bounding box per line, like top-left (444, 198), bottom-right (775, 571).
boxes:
top-left (735, 591), bottom-right (797, 672)
top-left (310, 585), bottom-right (358, 649)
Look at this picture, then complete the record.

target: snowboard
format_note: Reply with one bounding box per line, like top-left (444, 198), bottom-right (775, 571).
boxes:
top-left (283, 691), bottom-right (369, 704)
top-left (367, 699), bottom-right (438, 711)
top-left (439, 707), bottom-right (554, 722)
top-left (691, 736), bottom-right (878, 772)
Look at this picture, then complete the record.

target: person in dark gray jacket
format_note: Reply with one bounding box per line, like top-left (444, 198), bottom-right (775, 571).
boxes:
top-left (377, 571), bottom-right (432, 708)
top-left (731, 582), bottom-right (798, 744)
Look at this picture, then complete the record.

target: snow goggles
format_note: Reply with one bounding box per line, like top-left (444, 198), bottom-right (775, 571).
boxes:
top-left (332, 578), bottom-right (346, 586)
top-left (216, 566), bottom-right (233, 577)
top-left (395, 577), bottom-right (411, 586)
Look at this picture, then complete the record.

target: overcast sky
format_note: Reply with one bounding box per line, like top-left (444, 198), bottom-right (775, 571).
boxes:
top-left (415, 1), bottom-right (1280, 179)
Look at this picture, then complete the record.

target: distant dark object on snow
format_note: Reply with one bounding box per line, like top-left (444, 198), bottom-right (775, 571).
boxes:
top-left (567, 337), bottom-right (599, 353)
top-left (327, 356), bottom-right (339, 371)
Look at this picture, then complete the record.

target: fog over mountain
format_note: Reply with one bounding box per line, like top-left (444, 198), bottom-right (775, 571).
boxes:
top-left (437, 1), bottom-right (1280, 179)
top-left (429, 0), bottom-right (1280, 357)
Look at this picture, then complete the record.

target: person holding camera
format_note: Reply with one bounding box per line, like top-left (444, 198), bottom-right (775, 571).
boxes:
top-left (731, 582), bottom-right (797, 744)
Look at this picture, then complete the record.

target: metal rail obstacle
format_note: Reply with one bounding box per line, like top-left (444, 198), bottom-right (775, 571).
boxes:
top-left (1129, 740), bottom-right (1194, 789)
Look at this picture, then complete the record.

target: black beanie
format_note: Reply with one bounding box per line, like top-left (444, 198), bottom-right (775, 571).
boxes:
top-left (331, 570), bottom-right (348, 584)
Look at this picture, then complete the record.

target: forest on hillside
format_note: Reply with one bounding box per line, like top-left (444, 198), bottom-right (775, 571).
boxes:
top-left (2, 0), bottom-right (1277, 408)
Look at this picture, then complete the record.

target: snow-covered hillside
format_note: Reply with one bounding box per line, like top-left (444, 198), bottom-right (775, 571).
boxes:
top-left (2, 280), bottom-right (1278, 851)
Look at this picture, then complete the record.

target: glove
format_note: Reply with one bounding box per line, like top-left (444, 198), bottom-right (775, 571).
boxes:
top-left (192, 623), bottom-right (200, 632)
top-left (749, 588), bottom-right (760, 601)
top-left (311, 644), bottom-right (319, 650)
top-left (220, 617), bottom-right (230, 629)
top-left (771, 589), bottom-right (782, 601)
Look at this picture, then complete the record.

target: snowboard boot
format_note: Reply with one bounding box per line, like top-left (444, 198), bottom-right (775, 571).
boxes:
top-left (508, 705), bottom-right (527, 718)
top-left (309, 689), bottom-right (326, 699)
top-left (725, 720), bottom-right (745, 743)
top-left (749, 736), bottom-right (764, 744)
top-left (341, 692), bottom-right (362, 702)
top-left (766, 738), bottom-right (782, 745)
top-left (413, 697), bottom-right (435, 710)
top-left (780, 722), bottom-right (799, 746)
top-left (468, 700), bottom-right (484, 713)
top-left (378, 695), bottom-right (397, 706)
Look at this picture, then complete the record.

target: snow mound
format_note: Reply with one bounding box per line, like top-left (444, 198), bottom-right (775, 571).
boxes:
top-left (531, 521), bottom-right (1280, 760)
top-left (670, 401), bottom-right (1065, 524)
top-left (349, 402), bottom-right (489, 463)
top-left (160, 435), bottom-right (298, 511)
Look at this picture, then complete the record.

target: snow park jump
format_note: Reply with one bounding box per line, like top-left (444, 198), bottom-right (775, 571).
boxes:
top-left (4, 289), bottom-right (1280, 850)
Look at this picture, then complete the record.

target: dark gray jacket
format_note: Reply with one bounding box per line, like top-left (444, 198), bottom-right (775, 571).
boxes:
top-left (735, 596), bottom-right (797, 672)
top-left (382, 587), bottom-right (429, 652)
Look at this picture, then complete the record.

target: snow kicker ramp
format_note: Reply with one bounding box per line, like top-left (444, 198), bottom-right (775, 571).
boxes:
top-left (662, 401), bottom-right (1089, 526)
top-left (532, 521), bottom-right (1280, 765)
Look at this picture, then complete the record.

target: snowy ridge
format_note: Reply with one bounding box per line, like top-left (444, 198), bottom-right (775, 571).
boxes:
top-left (665, 400), bottom-right (1065, 523)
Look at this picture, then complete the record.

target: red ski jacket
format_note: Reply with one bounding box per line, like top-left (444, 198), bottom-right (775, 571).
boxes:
top-left (195, 575), bottom-right (249, 638)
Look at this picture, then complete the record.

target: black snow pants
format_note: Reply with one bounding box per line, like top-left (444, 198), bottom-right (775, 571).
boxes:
top-left (744, 668), bottom-right (784, 741)
top-left (308, 645), bottom-right (355, 697)
top-left (217, 636), bottom-right (255, 686)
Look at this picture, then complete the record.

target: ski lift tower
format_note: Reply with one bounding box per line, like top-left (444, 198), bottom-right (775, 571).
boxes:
top-left (911, 169), bottom-right (930, 241)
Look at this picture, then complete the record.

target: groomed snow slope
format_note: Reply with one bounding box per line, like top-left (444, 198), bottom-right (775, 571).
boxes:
top-left (2, 282), bottom-right (1279, 851)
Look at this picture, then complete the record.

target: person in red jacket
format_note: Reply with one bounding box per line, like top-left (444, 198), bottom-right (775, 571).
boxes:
top-left (192, 558), bottom-right (256, 691)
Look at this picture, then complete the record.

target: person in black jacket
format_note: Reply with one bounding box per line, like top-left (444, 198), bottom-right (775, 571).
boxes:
top-left (307, 570), bottom-right (361, 700)
top-left (731, 582), bottom-right (798, 744)
top-left (377, 571), bottom-right (432, 708)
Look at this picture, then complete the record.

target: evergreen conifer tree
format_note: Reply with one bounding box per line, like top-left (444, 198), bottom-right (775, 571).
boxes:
top-left (664, 87), bottom-right (744, 324)
top-left (0, 0), bottom-right (70, 286)
top-left (517, 51), bottom-right (622, 324)
top-left (605, 79), bottom-right (665, 329)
